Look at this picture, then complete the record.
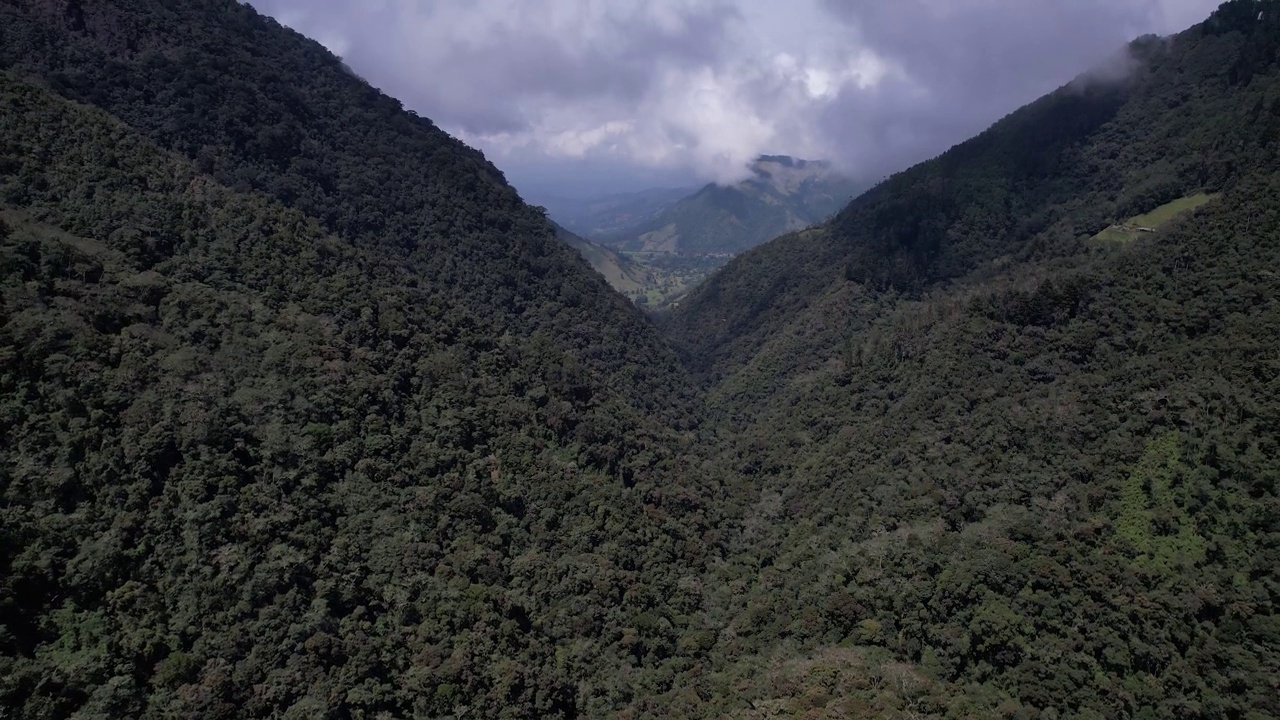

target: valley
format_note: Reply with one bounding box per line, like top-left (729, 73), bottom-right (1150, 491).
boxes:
top-left (621, 251), bottom-right (731, 308)
top-left (2, 1), bottom-right (1278, 719)
top-left (548, 155), bottom-right (862, 308)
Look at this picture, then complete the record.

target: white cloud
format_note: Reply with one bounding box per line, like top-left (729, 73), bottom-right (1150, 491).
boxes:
top-left (249, 0), bottom-right (1224, 191)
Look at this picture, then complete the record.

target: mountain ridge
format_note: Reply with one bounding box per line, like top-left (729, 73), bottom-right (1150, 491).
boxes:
top-left (668, 20), bottom-right (1280, 376)
top-left (550, 219), bottom-right (653, 295)
top-left (598, 154), bottom-right (863, 255)
top-left (2, 1), bottom-right (1279, 718)
top-left (0, 2), bottom-right (721, 716)
top-left (654, 7), bottom-right (1280, 715)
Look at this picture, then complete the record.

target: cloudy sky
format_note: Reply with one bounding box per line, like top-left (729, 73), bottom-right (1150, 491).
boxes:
top-left (247, 0), bottom-right (1221, 197)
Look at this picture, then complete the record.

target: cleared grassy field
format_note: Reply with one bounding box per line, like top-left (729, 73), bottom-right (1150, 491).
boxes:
top-left (1131, 192), bottom-right (1219, 227)
top-left (1091, 192), bottom-right (1219, 244)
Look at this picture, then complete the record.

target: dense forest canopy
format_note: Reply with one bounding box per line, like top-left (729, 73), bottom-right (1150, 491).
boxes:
top-left (2, 0), bottom-right (1279, 718)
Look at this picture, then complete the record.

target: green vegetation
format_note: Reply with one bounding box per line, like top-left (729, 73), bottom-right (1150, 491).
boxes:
top-left (662, 2), bottom-right (1280, 716)
top-left (0, 72), bottom-right (720, 718)
top-left (625, 252), bottom-right (731, 308)
top-left (1115, 433), bottom-right (1207, 571)
top-left (551, 221), bottom-right (654, 296)
top-left (551, 155), bottom-right (861, 308)
top-left (2, 1), bottom-right (1280, 719)
top-left (0, 3), bottom-right (713, 716)
top-left (1130, 192), bottom-right (1219, 227)
top-left (600, 156), bottom-right (863, 255)
top-left (548, 223), bottom-right (727, 307)
top-left (1091, 192), bottom-right (1219, 243)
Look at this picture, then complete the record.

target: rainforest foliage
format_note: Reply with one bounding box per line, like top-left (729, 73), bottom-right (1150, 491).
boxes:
top-left (2, 1), bottom-right (1279, 719)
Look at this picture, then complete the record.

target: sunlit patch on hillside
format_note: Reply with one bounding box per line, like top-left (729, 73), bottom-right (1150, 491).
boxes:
top-left (1091, 192), bottom-right (1219, 244)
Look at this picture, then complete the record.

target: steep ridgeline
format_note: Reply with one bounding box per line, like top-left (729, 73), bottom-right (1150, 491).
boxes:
top-left (662, 3), bottom-right (1280, 718)
top-left (0, 1), bottom-right (724, 718)
top-left (551, 221), bottom-right (653, 296)
top-left (670, 9), bottom-right (1280, 381)
top-left (0, 0), bottom-right (693, 402)
top-left (604, 155), bottom-right (863, 255)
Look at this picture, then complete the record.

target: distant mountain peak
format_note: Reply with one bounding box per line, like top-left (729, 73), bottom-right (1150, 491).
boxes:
top-left (748, 155), bottom-right (845, 196)
top-left (752, 154), bottom-right (830, 170)
top-left (578, 155), bottom-right (863, 255)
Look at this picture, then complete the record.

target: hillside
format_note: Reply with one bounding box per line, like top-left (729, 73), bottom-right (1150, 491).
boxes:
top-left (661, 3), bottom-right (1280, 717)
top-left (2, 0), bottom-right (1279, 719)
top-left (551, 221), bottom-right (653, 296)
top-left (0, 1), bottom-right (721, 717)
top-left (602, 155), bottom-right (863, 255)
top-left (669, 13), bottom-right (1280, 379)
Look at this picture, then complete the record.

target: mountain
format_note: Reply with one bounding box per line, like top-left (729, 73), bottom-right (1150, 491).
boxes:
top-left (550, 220), bottom-right (652, 295)
top-left (3, 0), bottom-right (1280, 719)
top-left (532, 186), bottom-right (693, 239)
top-left (0, 2), bottom-right (719, 718)
top-left (602, 155), bottom-right (864, 254)
top-left (667, 19), bottom-right (1280, 376)
top-left (552, 220), bottom-right (736, 309)
top-left (663, 4), bottom-right (1280, 716)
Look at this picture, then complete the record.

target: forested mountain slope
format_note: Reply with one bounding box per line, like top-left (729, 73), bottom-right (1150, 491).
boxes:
top-left (551, 221), bottom-right (653, 296)
top-left (0, 1), bottom-right (724, 717)
top-left (0, 66), bottom-right (723, 720)
top-left (2, 0), bottom-right (1279, 719)
top-left (0, 0), bottom-right (695, 418)
top-left (668, 7), bottom-right (1280, 380)
top-left (652, 3), bottom-right (1280, 717)
top-left (662, 181), bottom-right (1280, 718)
